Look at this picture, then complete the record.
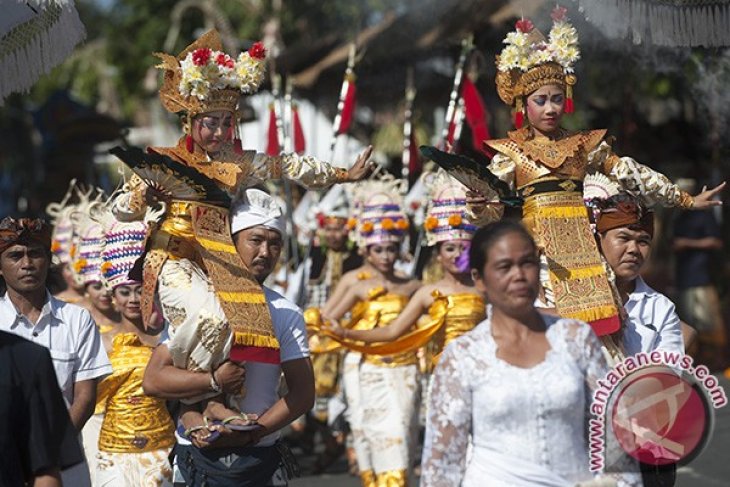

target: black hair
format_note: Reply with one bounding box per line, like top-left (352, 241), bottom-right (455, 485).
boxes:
top-left (469, 220), bottom-right (536, 276)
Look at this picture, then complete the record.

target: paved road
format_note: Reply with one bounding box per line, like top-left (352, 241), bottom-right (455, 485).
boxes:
top-left (290, 376), bottom-right (730, 486)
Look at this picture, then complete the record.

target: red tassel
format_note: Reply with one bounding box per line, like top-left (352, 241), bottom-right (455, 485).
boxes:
top-left (292, 107), bottom-right (306, 154)
top-left (185, 134), bottom-right (194, 153)
top-left (514, 110), bottom-right (524, 129)
top-left (338, 82), bottom-right (357, 135)
top-left (446, 119), bottom-right (456, 148)
top-left (408, 131), bottom-right (421, 177)
top-left (565, 97), bottom-right (574, 114)
top-left (460, 78), bottom-right (492, 156)
top-left (266, 105), bottom-right (279, 156)
top-left (234, 138), bottom-right (243, 154)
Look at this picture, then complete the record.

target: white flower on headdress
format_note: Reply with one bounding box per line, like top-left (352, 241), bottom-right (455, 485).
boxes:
top-left (554, 46), bottom-right (580, 70)
top-left (505, 31), bottom-right (529, 48)
top-left (235, 52), bottom-right (266, 94)
top-left (550, 22), bottom-right (577, 42)
top-left (498, 13), bottom-right (581, 75)
top-left (498, 45), bottom-right (521, 71)
top-left (548, 20), bottom-right (579, 71)
top-left (528, 42), bottom-right (553, 65)
top-left (177, 45), bottom-right (266, 99)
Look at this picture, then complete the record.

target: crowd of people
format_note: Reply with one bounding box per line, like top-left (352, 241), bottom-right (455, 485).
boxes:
top-left (1, 7), bottom-right (727, 487)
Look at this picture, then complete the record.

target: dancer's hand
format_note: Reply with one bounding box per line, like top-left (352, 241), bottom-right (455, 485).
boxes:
top-left (214, 361), bottom-right (246, 394)
top-left (346, 146), bottom-right (375, 182)
top-left (691, 181), bottom-right (725, 210)
top-left (326, 318), bottom-right (346, 338)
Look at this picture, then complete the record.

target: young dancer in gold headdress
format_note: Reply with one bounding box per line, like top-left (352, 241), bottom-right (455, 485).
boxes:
top-left (466, 6), bottom-right (724, 358)
top-left (111, 30), bottom-right (373, 436)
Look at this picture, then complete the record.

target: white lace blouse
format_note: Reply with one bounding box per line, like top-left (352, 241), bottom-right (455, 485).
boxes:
top-left (421, 309), bottom-right (641, 487)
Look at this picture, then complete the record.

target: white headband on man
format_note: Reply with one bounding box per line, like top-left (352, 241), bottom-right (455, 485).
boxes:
top-left (230, 188), bottom-right (286, 236)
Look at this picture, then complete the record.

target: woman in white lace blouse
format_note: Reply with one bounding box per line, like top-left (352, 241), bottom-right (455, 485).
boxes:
top-left (421, 221), bottom-right (641, 487)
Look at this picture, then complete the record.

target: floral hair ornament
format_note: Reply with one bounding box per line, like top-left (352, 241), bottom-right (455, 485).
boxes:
top-left (496, 5), bottom-right (580, 127)
top-left (155, 30), bottom-right (267, 118)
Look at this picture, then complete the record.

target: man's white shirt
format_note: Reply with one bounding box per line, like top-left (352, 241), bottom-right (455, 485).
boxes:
top-left (622, 276), bottom-right (684, 357)
top-left (0, 292), bottom-right (112, 406)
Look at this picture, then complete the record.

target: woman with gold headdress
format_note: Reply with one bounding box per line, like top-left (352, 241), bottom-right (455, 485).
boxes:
top-left (325, 171), bottom-right (488, 367)
top-left (466, 6), bottom-right (724, 359)
top-left (307, 176), bottom-right (420, 487)
top-left (111, 30), bottom-right (373, 440)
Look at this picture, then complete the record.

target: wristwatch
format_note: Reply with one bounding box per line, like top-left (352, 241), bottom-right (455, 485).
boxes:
top-left (210, 371), bottom-right (222, 393)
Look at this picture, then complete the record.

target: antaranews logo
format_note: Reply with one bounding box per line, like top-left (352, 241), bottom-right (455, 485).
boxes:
top-left (588, 350), bottom-right (727, 472)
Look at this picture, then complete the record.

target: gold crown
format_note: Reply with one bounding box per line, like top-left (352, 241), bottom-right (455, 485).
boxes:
top-left (496, 61), bottom-right (574, 106)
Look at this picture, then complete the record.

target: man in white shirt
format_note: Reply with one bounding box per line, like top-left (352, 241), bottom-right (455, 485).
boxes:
top-left (595, 196), bottom-right (684, 487)
top-left (0, 217), bottom-right (112, 486)
top-left (595, 197), bottom-right (684, 357)
top-left (143, 189), bottom-right (314, 486)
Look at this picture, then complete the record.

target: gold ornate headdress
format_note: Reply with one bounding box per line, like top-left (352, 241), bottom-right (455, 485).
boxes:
top-left (495, 5), bottom-right (580, 127)
top-left (155, 29), bottom-right (266, 117)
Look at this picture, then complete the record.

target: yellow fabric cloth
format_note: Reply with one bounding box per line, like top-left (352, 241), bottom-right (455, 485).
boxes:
top-left (322, 291), bottom-right (484, 363)
top-left (522, 189), bottom-right (619, 325)
top-left (429, 291), bottom-right (485, 363)
top-left (375, 469), bottom-right (408, 487)
top-left (351, 288), bottom-right (415, 367)
top-left (93, 325), bottom-right (118, 415)
top-left (98, 333), bottom-right (175, 453)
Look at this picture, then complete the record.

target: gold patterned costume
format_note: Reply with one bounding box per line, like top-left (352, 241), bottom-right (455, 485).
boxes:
top-left (96, 333), bottom-right (175, 486)
top-left (476, 127), bottom-right (692, 340)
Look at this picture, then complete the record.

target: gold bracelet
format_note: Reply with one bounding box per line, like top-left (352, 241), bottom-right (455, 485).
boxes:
top-left (336, 167), bottom-right (349, 183)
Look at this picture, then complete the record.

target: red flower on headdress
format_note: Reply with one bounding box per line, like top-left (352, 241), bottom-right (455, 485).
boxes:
top-left (248, 42), bottom-right (266, 60)
top-left (551, 5), bottom-right (568, 22)
top-left (216, 53), bottom-right (234, 69)
top-left (316, 212), bottom-right (326, 228)
top-left (192, 48), bottom-right (212, 66)
top-left (515, 19), bottom-right (534, 33)
top-left (410, 201), bottom-right (420, 211)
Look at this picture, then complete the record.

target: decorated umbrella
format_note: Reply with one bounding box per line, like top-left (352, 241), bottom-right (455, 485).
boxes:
top-left (0, 0), bottom-right (85, 104)
top-left (574, 0), bottom-right (730, 46)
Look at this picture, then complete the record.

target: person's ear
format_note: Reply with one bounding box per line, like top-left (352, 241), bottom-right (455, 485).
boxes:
top-left (471, 269), bottom-right (487, 295)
